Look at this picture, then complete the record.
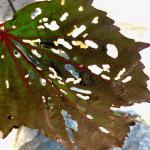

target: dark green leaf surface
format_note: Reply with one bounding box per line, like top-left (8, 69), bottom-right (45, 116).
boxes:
top-left (0, 0), bottom-right (150, 149)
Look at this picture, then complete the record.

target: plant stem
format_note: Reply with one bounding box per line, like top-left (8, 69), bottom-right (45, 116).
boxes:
top-left (7, 0), bottom-right (16, 14)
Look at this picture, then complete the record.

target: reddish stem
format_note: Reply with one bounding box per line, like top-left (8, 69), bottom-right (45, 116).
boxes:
top-left (56, 90), bottom-right (74, 148)
top-left (7, 33), bottom-right (112, 85)
top-left (7, 37), bottom-right (40, 70)
top-left (2, 36), bottom-right (8, 112)
top-left (18, 36), bottom-right (64, 39)
top-left (6, 38), bottom-right (32, 95)
top-left (0, 23), bottom-right (5, 27)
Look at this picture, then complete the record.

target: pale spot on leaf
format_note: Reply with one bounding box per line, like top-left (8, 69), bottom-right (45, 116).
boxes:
top-left (58, 80), bottom-right (65, 85)
top-left (5, 80), bottom-right (9, 89)
top-left (61, 0), bottom-right (65, 5)
top-left (78, 6), bottom-right (83, 11)
top-left (12, 25), bottom-right (16, 29)
top-left (36, 67), bottom-right (42, 71)
top-left (72, 40), bottom-right (88, 49)
top-left (42, 17), bottom-right (48, 22)
top-left (39, 19), bottom-right (42, 23)
top-left (41, 96), bottom-right (46, 103)
top-left (40, 78), bottom-right (46, 86)
top-left (24, 74), bottom-right (29, 78)
top-left (1, 55), bottom-right (4, 59)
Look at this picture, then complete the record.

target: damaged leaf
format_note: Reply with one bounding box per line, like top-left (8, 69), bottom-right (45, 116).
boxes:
top-left (0, 0), bottom-right (150, 149)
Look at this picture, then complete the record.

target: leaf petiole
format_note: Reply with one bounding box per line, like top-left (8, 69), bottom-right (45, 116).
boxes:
top-left (7, 0), bottom-right (16, 14)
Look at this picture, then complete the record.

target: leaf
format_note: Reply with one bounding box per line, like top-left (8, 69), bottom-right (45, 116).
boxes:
top-left (0, 0), bottom-right (150, 149)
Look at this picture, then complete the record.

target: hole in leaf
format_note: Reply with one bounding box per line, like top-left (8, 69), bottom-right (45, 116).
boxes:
top-left (14, 50), bottom-right (21, 58)
top-left (72, 40), bottom-right (88, 49)
top-left (88, 65), bottom-right (103, 75)
top-left (61, 0), bottom-right (65, 5)
top-left (50, 48), bottom-right (70, 60)
top-left (31, 8), bottom-right (42, 19)
top-left (65, 64), bottom-right (79, 78)
top-left (55, 39), bottom-right (72, 50)
top-left (40, 78), bottom-right (47, 86)
top-left (44, 21), bottom-right (60, 31)
top-left (70, 87), bottom-right (92, 94)
top-left (86, 115), bottom-right (94, 120)
top-left (106, 44), bottom-right (118, 59)
top-left (85, 40), bottom-right (98, 49)
top-left (60, 89), bottom-right (68, 95)
top-left (99, 127), bottom-right (109, 134)
top-left (7, 115), bottom-right (14, 120)
top-left (122, 76), bottom-right (132, 83)
top-left (115, 68), bottom-right (126, 80)
top-left (60, 12), bottom-right (69, 22)
top-left (92, 16), bottom-right (99, 24)
top-left (101, 74), bottom-right (111, 80)
top-left (78, 6), bottom-right (84, 11)
top-left (5, 80), bottom-right (9, 89)
top-left (71, 25), bottom-right (86, 38)
top-left (1, 55), bottom-right (4, 59)
top-left (31, 49), bottom-right (42, 58)
top-left (102, 64), bottom-right (110, 72)
top-left (61, 110), bottom-right (78, 132)
top-left (76, 93), bottom-right (90, 100)
top-left (49, 67), bottom-right (62, 80)
top-left (42, 17), bottom-right (48, 22)
top-left (66, 78), bottom-right (81, 84)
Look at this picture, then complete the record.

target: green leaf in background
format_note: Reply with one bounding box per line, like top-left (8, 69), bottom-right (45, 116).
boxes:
top-left (0, 0), bottom-right (150, 149)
